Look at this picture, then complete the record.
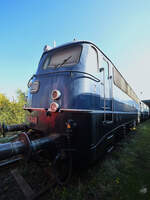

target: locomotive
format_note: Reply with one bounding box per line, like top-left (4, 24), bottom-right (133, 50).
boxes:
top-left (0, 41), bottom-right (149, 184)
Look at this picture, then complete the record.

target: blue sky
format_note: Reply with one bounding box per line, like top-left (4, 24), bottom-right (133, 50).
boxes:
top-left (0, 0), bottom-right (150, 99)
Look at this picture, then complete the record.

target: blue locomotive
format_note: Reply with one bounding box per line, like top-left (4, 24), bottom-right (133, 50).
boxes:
top-left (0, 41), bottom-right (149, 184)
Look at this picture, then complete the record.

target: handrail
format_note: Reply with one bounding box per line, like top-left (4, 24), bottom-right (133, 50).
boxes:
top-left (27, 75), bottom-right (35, 88)
top-left (29, 70), bottom-right (100, 83)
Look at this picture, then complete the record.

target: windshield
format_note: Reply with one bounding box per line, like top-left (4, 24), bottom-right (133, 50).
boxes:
top-left (42, 45), bottom-right (82, 69)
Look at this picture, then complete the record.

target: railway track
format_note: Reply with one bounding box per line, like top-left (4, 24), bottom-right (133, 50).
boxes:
top-left (0, 156), bottom-right (22, 167)
top-left (11, 168), bottom-right (57, 200)
top-left (0, 157), bottom-right (58, 200)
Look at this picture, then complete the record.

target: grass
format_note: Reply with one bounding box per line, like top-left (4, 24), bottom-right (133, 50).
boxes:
top-left (45, 120), bottom-right (150, 200)
top-left (0, 132), bottom-right (18, 143)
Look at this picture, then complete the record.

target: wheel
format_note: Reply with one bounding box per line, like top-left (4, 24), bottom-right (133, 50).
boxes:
top-left (53, 150), bottom-right (72, 185)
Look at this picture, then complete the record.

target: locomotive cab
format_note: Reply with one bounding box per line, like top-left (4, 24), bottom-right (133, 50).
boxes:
top-left (27, 42), bottom-right (101, 110)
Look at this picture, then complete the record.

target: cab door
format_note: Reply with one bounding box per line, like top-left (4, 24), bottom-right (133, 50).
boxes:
top-left (100, 58), bottom-right (113, 122)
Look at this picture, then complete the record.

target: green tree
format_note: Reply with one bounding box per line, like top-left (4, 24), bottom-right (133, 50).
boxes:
top-left (14, 89), bottom-right (27, 123)
top-left (0, 93), bottom-right (12, 124)
top-left (0, 90), bottom-right (26, 126)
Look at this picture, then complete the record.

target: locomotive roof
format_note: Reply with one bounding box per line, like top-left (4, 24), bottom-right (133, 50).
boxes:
top-left (42, 41), bottom-right (140, 102)
top-left (43, 40), bottom-right (116, 68)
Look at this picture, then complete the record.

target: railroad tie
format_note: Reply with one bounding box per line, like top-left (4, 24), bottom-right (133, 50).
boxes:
top-left (11, 168), bottom-right (35, 200)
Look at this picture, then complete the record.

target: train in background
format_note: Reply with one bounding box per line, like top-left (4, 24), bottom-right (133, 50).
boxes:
top-left (0, 41), bottom-right (149, 184)
top-left (140, 101), bottom-right (149, 121)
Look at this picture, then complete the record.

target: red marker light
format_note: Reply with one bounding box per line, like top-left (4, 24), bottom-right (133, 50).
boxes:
top-left (49, 102), bottom-right (59, 112)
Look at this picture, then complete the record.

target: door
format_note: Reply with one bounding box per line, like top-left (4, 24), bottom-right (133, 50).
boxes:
top-left (100, 59), bottom-right (113, 122)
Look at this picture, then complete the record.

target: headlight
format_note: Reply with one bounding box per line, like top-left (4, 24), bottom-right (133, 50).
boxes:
top-left (51, 89), bottom-right (61, 100)
top-left (49, 102), bottom-right (59, 112)
top-left (30, 80), bottom-right (40, 94)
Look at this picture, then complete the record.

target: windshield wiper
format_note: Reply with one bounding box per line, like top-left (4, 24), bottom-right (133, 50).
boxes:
top-left (55, 56), bottom-right (72, 68)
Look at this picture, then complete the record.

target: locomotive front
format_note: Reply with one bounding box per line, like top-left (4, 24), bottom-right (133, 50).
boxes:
top-left (26, 43), bottom-right (84, 134)
top-left (25, 42), bottom-right (99, 164)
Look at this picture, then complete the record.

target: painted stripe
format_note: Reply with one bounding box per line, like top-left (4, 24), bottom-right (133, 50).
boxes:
top-left (60, 108), bottom-right (138, 114)
top-left (24, 107), bottom-right (138, 115)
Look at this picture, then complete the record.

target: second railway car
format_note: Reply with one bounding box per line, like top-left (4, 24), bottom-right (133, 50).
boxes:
top-left (26, 40), bottom-right (143, 165)
top-left (140, 101), bottom-right (149, 121)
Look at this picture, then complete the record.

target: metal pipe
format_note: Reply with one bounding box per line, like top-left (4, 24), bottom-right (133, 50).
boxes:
top-left (0, 134), bottom-right (60, 161)
top-left (6, 124), bottom-right (28, 132)
top-left (0, 123), bottom-right (28, 136)
top-left (31, 137), bottom-right (56, 152)
top-left (0, 141), bottom-right (26, 160)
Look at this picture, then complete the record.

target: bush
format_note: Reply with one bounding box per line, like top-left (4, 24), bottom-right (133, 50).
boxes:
top-left (0, 89), bottom-right (26, 127)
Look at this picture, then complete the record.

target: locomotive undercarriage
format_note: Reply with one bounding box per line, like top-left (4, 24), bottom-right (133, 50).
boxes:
top-left (0, 109), bottom-right (138, 184)
top-left (0, 114), bottom-right (75, 185)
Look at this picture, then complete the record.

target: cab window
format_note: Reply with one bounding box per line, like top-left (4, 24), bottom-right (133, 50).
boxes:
top-left (43, 45), bottom-right (82, 69)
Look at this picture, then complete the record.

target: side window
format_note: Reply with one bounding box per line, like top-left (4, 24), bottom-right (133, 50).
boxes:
top-left (113, 67), bottom-right (139, 103)
top-left (87, 46), bottom-right (98, 70)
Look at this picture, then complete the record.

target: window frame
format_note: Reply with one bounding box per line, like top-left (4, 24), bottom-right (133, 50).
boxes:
top-left (103, 57), bottom-right (110, 79)
top-left (89, 45), bottom-right (99, 71)
top-left (42, 45), bottom-right (83, 70)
